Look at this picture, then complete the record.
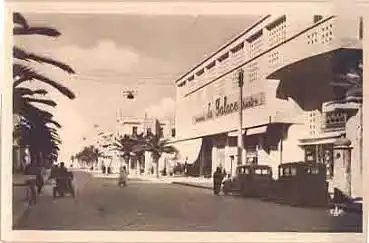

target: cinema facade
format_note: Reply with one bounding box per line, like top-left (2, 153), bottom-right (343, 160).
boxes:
top-left (171, 15), bottom-right (363, 198)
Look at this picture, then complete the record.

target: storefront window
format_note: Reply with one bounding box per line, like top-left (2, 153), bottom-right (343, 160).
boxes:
top-left (323, 148), bottom-right (333, 178)
top-left (246, 146), bottom-right (257, 165)
top-left (304, 144), bottom-right (333, 178)
top-left (305, 146), bottom-right (316, 163)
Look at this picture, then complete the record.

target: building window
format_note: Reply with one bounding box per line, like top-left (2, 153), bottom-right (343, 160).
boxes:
top-left (196, 68), bottom-right (205, 77)
top-left (246, 29), bottom-right (263, 58)
top-left (146, 128), bottom-right (152, 136)
top-left (322, 111), bottom-right (346, 131)
top-left (307, 31), bottom-right (318, 44)
top-left (159, 127), bottom-right (164, 138)
top-left (304, 144), bottom-right (333, 178)
top-left (248, 61), bottom-right (259, 82)
top-left (217, 52), bottom-right (229, 63)
top-left (171, 128), bottom-right (176, 137)
top-left (206, 60), bottom-right (216, 70)
top-left (266, 15), bottom-right (287, 47)
top-left (323, 147), bottom-right (334, 178)
top-left (314, 15), bottom-right (323, 23)
top-left (132, 126), bottom-right (138, 135)
top-left (320, 23), bottom-right (334, 44)
top-left (305, 146), bottom-right (316, 163)
top-left (231, 42), bottom-right (244, 54)
top-left (268, 51), bottom-right (280, 66)
top-left (178, 81), bottom-right (186, 87)
top-left (246, 146), bottom-right (257, 165)
top-left (187, 75), bottom-right (195, 82)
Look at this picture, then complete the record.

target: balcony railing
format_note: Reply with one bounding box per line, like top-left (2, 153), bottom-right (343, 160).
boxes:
top-left (321, 111), bottom-right (346, 132)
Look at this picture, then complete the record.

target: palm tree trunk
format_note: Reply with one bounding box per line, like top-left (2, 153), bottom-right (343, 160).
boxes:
top-left (155, 161), bottom-right (159, 178)
top-left (124, 157), bottom-right (130, 172)
top-left (152, 155), bottom-right (159, 178)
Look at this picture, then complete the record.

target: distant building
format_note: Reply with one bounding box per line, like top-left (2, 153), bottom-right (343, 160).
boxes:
top-left (172, 15), bottom-right (363, 198)
top-left (115, 115), bottom-right (175, 174)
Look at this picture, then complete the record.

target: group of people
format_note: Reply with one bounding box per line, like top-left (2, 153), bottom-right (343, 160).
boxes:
top-left (49, 162), bottom-right (75, 199)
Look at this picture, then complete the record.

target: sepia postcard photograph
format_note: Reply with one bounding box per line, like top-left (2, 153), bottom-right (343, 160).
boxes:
top-left (1, 1), bottom-right (367, 243)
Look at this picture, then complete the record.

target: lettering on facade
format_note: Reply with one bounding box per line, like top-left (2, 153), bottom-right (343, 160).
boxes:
top-left (193, 92), bottom-right (265, 124)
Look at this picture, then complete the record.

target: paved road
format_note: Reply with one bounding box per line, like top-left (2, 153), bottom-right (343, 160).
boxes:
top-left (14, 171), bottom-right (362, 232)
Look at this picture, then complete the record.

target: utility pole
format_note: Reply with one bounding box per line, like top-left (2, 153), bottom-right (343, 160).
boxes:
top-left (237, 69), bottom-right (245, 166)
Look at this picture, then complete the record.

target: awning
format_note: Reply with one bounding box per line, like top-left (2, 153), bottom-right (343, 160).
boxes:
top-left (299, 138), bottom-right (338, 146)
top-left (228, 129), bottom-right (246, 137)
top-left (246, 126), bottom-right (268, 136)
top-left (171, 138), bottom-right (203, 165)
top-left (299, 132), bottom-right (345, 146)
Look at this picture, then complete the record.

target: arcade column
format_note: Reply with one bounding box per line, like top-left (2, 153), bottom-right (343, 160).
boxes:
top-left (332, 137), bottom-right (352, 198)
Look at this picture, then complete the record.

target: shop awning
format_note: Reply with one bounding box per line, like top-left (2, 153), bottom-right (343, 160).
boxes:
top-left (299, 132), bottom-right (345, 146)
top-left (228, 129), bottom-right (246, 137)
top-left (299, 138), bottom-right (338, 146)
top-left (246, 126), bottom-right (268, 136)
top-left (171, 138), bottom-right (203, 165)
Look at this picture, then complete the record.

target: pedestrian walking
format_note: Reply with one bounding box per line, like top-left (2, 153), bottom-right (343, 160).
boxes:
top-left (118, 166), bottom-right (128, 187)
top-left (36, 166), bottom-right (46, 194)
top-left (213, 167), bottom-right (224, 195)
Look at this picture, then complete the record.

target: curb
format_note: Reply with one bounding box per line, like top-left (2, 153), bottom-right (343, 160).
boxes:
top-left (329, 202), bottom-right (363, 214)
top-left (171, 181), bottom-right (213, 190)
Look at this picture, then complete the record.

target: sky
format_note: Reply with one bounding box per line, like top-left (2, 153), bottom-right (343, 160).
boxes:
top-left (14, 13), bottom-right (259, 162)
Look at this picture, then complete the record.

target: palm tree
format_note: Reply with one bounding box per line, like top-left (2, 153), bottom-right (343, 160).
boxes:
top-left (139, 134), bottom-right (177, 178)
top-left (111, 134), bottom-right (141, 172)
top-left (131, 133), bottom-right (147, 174)
top-left (13, 12), bottom-right (76, 167)
top-left (75, 145), bottom-right (102, 169)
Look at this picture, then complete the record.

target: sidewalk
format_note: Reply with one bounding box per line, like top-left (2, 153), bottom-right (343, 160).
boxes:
top-left (12, 174), bottom-right (37, 227)
top-left (88, 169), bottom-right (214, 189)
top-left (129, 174), bottom-right (213, 189)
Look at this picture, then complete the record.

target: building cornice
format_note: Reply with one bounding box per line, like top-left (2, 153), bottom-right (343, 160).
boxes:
top-left (174, 14), bottom-right (271, 84)
top-left (183, 15), bottom-right (336, 97)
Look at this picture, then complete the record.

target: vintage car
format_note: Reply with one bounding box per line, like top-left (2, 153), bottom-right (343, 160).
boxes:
top-left (274, 162), bottom-right (329, 207)
top-left (222, 164), bottom-right (273, 197)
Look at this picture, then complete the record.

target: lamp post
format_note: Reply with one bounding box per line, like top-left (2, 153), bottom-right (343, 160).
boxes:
top-left (237, 69), bottom-right (245, 166)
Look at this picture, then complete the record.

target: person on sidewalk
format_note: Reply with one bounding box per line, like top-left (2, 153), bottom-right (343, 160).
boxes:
top-left (213, 167), bottom-right (224, 195)
top-left (36, 166), bottom-right (46, 195)
top-left (118, 166), bottom-right (128, 187)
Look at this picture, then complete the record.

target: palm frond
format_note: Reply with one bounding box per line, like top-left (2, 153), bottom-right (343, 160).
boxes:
top-left (23, 97), bottom-right (57, 107)
top-left (14, 47), bottom-right (75, 74)
top-left (13, 13), bottom-right (29, 29)
top-left (13, 66), bottom-right (76, 99)
top-left (13, 87), bottom-right (48, 96)
top-left (14, 26), bottom-right (61, 37)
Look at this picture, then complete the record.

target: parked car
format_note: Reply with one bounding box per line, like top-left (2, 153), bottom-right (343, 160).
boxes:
top-left (222, 164), bottom-right (273, 197)
top-left (274, 162), bottom-right (329, 207)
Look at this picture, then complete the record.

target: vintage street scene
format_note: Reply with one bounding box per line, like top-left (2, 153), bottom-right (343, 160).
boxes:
top-left (11, 13), bottom-right (363, 232)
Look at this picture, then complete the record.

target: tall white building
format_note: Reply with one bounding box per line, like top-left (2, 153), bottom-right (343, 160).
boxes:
top-left (172, 15), bottom-right (363, 198)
